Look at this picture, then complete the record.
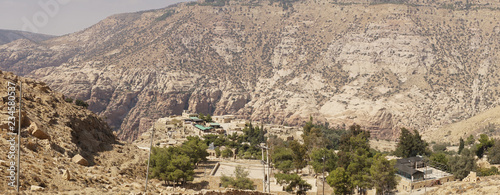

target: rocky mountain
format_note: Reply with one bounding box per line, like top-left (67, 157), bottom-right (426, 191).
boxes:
top-left (0, 71), bottom-right (150, 193)
top-left (1, 0), bottom-right (500, 141)
top-left (0, 29), bottom-right (55, 45)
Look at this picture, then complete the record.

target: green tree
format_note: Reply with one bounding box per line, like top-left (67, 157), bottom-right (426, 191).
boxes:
top-left (475, 134), bottom-right (494, 158)
top-left (429, 152), bottom-right (449, 171)
top-left (220, 166), bottom-right (255, 190)
top-left (275, 173), bottom-right (311, 194)
top-left (302, 117), bottom-right (325, 150)
top-left (221, 148), bottom-right (233, 158)
top-left (448, 148), bottom-right (477, 180)
top-left (327, 167), bottom-right (352, 195)
top-left (272, 146), bottom-right (294, 173)
top-left (394, 128), bottom-right (429, 158)
top-left (346, 145), bottom-right (373, 192)
top-left (370, 154), bottom-right (398, 195)
top-left (206, 114), bottom-right (213, 122)
top-left (215, 147), bottom-right (221, 158)
top-left (466, 135), bottom-right (475, 145)
top-left (241, 122), bottom-right (265, 146)
top-left (290, 140), bottom-right (308, 173)
top-left (75, 99), bottom-right (89, 108)
top-left (301, 118), bottom-right (347, 150)
top-left (198, 113), bottom-right (205, 121)
top-left (336, 126), bottom-right (373, 193)
top-left (339, 125), bottom-right (370, 153)
top-left (309, 148), bottom-right (337, 174)
top-left (149, 147), bottom-right (195, 186)
top-left (168, 154), bottom-right (195, 185)
top-left (337, 125), bottom-right (371, 168)
top-left (432, 143), bottom-right (448, 153)
top-left (458, 137), bottom-right (465, 154)
top-left (181, 136), bottom-right (209, 166)
top-left (478, 167), bottom-right (499, 176)
top-left (488, 139), bottom-right (500, 164)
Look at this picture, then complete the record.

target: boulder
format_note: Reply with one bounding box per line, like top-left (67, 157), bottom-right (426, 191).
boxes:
top-left (132, 182), bottom-right (142, 189)
top-left (26, 141), bottom-right (37, 151)
top-left (32, 129), bottom-right (50, 140)
top-left (30, 185), bottom-right (44, 191)
top-left (62, 169), bottom-right (71, 180)
top-left (72, 154), bottom-right (89, 166)
top-left (30, 123), bottom-right (50, 140)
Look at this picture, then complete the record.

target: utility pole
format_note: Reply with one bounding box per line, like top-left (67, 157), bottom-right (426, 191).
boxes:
top-left (262, 147), bottom-right (266, 192)
top-left (17, 81), bottom-right (22, 192)
top-left (322, 154), bottom-right (325, 195)
top-left (145, 125), bottom-right (155, 193)
top-left (267, 144), bottom-right (270, 193)
top-left (258, 143), bottom-right (270, 192)
top-left (425, 161), bottom-right (427, 193)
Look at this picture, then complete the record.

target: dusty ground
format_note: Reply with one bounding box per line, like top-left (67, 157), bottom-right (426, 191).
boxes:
top-left (425, 175), bottom-right (500, 195)
top-left (369, 139), bottom-right (397, 153)
top-left (210, 158), bottom-right (334, 195)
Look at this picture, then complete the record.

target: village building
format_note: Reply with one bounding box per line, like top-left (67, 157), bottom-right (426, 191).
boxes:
top-left (190, 117), bottom-right (205, 125)
top-left (395, 156), bottom-right (454, 193)
top-left (182, 110), bottom-right (198, 118)
top-left (212, 115), bottom-right (235, 123)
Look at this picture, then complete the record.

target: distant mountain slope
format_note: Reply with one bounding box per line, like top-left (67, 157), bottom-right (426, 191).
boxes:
top-left (1, 0), bottom-right (500, 141)
top-left (424, 105), bottom-right (500, 144)
top-left (0, 29), bottom-right (55, 45)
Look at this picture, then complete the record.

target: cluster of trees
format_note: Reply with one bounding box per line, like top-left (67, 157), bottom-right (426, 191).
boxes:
top-left (270, 119), bottom-right (398, 194)
top-left (394, 128), bottom-right (500, 180)
top-left (203, 123), bottom-right (265, 159)
top-left (302, 117), bottom-right (347, 150)
top-left (270, 139), bottom-right (311, 193)
top-left (326, 125), bottom-right (397, 195)
top-left (394, 128), bottom-right (430, 158)
top-left (148, 136), bottom-right (208, 186)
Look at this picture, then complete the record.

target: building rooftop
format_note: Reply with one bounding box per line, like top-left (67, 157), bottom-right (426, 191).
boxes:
top-left (190, 117), bottom-right (204, 122)
top-left (416, 166), bottom-right (452, 180)
top-left (194, 124), bottom-right (212, 131)
top-left (396, 164), bottom-right (423, 175)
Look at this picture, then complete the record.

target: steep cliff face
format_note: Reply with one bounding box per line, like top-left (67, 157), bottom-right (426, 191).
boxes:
top-left (2, 0), bottom-right (500, 141)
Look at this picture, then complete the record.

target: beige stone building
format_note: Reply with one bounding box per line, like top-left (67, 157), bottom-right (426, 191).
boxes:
top-left (395, 157), bottom-right (454, 193)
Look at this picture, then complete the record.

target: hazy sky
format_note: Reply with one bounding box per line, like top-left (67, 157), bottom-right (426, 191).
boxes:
top-left (0, 0), bottom-right (192, 36)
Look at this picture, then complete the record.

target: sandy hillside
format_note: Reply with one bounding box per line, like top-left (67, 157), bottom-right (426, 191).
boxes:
top-left (426, 175), bottom-right (500, 195)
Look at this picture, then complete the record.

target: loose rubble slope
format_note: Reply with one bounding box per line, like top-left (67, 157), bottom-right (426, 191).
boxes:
top-left (0, 71), bottom-right (147, 194)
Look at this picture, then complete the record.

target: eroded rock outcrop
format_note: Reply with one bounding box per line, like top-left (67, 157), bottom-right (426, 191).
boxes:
top-left (0, 71), bottom-right (149, 193)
